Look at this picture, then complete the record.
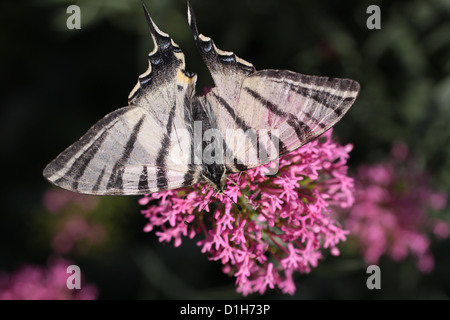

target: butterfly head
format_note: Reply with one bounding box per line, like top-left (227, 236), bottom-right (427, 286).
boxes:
top-left (202, 164), bottom-right (228, 194)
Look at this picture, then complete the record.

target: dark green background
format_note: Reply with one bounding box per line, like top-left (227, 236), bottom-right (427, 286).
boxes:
top-left (1, 0), bottom-right (449, 299)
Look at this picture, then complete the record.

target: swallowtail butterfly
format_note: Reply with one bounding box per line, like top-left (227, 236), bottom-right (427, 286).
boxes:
top-left (43, 1), bottom-right (360, 195)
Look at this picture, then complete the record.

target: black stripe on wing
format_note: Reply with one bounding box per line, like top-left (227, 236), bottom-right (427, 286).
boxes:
top-left (155, 100), bottom-right (177, 190)
top-left (243, 87), bottom-right (320, 134)
top-left (242, 87), bottom-right (317, 153)
top-left (211, 92), bottom-right (251, 132)
top-left (257, 70), bottom-right (360, 92)
top-left (54, 129), bottom-right (110, 190)
top-left (242, 71), bottom-right (359, 157)
top-left (210, 92), bottom-right (277, 168)
top-left (138, 165), bottom-right (149, 191)
top-left (93, 167), bottom-right (106, 192)
top-left (253, 70), bottom-right (360, 117)
top-left (106, 115), bottom-right (146, 193)
top-left (43, 107), bottom-right (130, 179)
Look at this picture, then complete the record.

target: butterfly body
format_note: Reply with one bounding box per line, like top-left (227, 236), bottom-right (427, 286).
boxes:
top-left (43, 1), bottom-right (360, 196)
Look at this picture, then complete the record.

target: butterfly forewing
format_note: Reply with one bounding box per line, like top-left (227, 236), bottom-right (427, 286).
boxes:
top-left (232, 70), bottom-right (360, 165)
top-left (203, 71), bottom-right (360, 171)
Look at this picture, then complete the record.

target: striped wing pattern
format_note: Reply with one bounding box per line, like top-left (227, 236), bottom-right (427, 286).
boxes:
top-left (202, 72), bottom-right (359, 171)
top-left (230, 70), bottom-right (359, 167)
top-left (43, 1), bottom-right (360, 195)
top-left (43, 5), bottom-right (202, 195)
top-left (188, 2), bottom-right (359, 171)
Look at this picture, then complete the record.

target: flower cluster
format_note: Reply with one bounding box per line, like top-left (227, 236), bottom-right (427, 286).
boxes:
top-left (43, 188), bottom-right (99, 213)
top-left (342, 142), bottom-right (449, 273)
top-left (0, 258), bottom-right (98, 300)
top-left (51, 215), bottom-right (107, 255)
top-left (140, 129), bottom-right (354, 295)
top-left (43, 189), bottom-right (107, 255)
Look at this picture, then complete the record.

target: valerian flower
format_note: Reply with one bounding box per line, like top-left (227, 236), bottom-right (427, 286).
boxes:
top-left (139, 129), bottom-right (354, 295)
top-left (0, 258), bottom-right (98, 300)
top-left (43, 189), bottom-right (106, 255)
top-left (342, 142), bottom-right (449, 273)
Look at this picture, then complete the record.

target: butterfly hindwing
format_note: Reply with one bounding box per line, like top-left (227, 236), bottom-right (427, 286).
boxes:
top-left (187, 1), bottom-right (255, 108)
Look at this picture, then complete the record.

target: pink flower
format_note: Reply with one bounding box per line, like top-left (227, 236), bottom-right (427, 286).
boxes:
top-left (43, 188), bottom-right (107, 254)
top-left (341, 141), bottom-right (449, 273)
top-left (140, 129), bottom-right (354, 295)
top-left (0, 258), bottom-right (98, 300)
top-left (51, 216), bottom-right (107, 254)
top-left (43, 188), bottom-right (98, 213)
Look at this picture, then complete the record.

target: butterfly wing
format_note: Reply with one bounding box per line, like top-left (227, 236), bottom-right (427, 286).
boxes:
top-left (202, 71), bottom-right (359, 171)
top-left (233, 70), bottom-right (360, 168)
top-left (188, 3), bottom-right (359, 171)
top-left (187, 1), bottom-right (255, 107)
top-left (188, 2), bottom-right (261, 171)
top-left (43, 5), bottom-right (202, 195)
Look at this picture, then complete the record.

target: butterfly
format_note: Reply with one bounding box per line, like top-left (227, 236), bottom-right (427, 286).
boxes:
top-left (43, 1), bottom-right (360, 196)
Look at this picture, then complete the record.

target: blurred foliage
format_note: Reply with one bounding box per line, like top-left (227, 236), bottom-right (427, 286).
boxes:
top-left (0, 0), bottom-right (449, 299)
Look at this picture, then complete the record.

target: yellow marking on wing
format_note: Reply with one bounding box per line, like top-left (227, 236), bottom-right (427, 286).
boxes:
top-left (177, 70), bottom-right (195, 85)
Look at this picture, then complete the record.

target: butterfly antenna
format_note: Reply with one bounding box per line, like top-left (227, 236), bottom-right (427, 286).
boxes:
top-left (223, 193), bottom-right (242, 211)
top-left (187, 0), bottom-right (199, 39)
top-left (226, 177), bottom-right (239, 187)
top-left (237, 172), bottom-right (243, 185)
